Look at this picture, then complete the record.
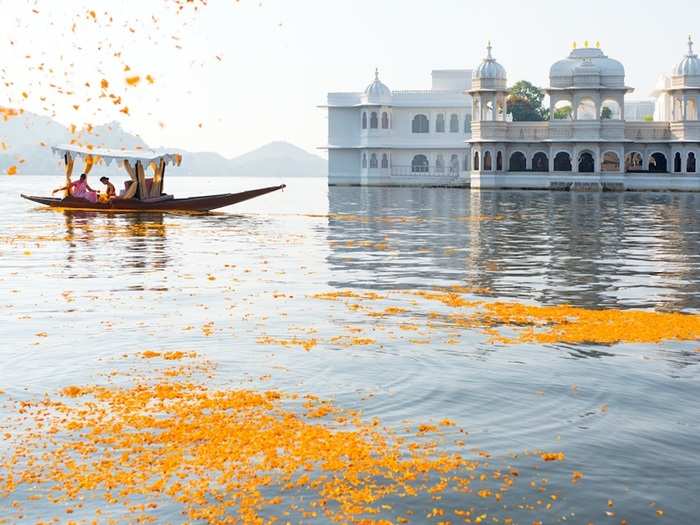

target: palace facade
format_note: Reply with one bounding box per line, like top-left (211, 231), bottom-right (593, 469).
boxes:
top-left (322, 38), bottom-right (700, 191)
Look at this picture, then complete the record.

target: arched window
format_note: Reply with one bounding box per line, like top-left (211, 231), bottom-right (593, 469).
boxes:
top-left (370, 112), bottom-right (378, 129)
top-left (411, 154), bottom-right (429, 173)
top-left (625, 152), bottom-right (643, 172)
top-left (449, 114), bottom-right (459, 133)
top-left (463, 154), bottom-right (469, 171)
top-left (436, 114), bottom-right (445, 133)
top-left (474, 151), bottom-right (480, 171)
top-left (578, 151), bottom-right (595, 173)
top-left (381, 153), bottom-right (389, 169)
top-left (533, 152), bottom-right (549, 172)
top-left (361, 153), bottom-right (367, 168)
top-left (601, 152), bottom-right (620, 172)
top-left (553, 100), bottom-right (573, 120)
top-left (687, 99), bottom-right (698, 120)
top-left (483, 151), bottom-right (492, 171)
top-left (509, 152), bottom-right (527, 172)
top-left (450, 154), bottom-right (459, 173)
top-left (485, 101), bottom-right (494, 120)
top-left (601, 100), bottom-right (621, 120)
top-left (412, 114), bottom-right (429, 133)
top-left (473, 100), bottom-right (480, 119)
top-left (674, 152), bottom-right (682, 173)
top-left (674, 97), bottom-right (683, 120)
top-left (464, 115), bottom-right (471, 133)
top-left (496, 100), bottom-right (505, 121)
top-left (381, 112), bottom-right (390, 129)
top-left (436, 155), bottom-right (445, 172)
top-left (576, 98), bottom-right (597, 120)
top-left (554, 152), bottom-right (572, 171)
top-left (688, 152), bottom-right (697, 173)
top-left (369, 153), bottom-right (378, 168)
top-left (649, 153), bottom-right (668, 173)
top-left (362, 112), bottom-right (367, 129)
top-left (496, 151), bottom-right (503, 171)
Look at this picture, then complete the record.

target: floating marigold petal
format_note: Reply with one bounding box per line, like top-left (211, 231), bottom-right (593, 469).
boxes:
top-left (540, 452), bottom-right (566, 462)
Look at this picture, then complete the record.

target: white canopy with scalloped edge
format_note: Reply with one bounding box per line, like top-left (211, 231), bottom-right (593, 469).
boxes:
top-left (51, 144), bottom-right (182, 167)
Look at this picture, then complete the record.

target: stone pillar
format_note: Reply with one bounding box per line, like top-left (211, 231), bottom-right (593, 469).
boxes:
top-left (549, 145), bottom-right (555, 172)
top-left (619, 149), bottom-right (625, 174)
top-left (619, 94), bottom-right (625, 121)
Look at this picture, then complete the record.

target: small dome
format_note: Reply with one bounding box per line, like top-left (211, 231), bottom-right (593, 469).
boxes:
top-left (550, 44), bottom-right (624, 86)
top-left (364, 69), bottom-right (391, 103)
top-left (673, 36), bottom-right (700, 77)
top-left (473, 42), bottom-right (506, 80)
top-left (573, 59), bottom-right (601, 76)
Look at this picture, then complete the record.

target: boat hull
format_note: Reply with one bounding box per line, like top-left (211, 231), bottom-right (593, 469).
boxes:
top-left (21, 185), bottom-right (286, 212)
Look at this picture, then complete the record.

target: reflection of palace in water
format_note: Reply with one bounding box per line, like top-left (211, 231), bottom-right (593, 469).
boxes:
top-left (326, 187), bottom-right (700, 310)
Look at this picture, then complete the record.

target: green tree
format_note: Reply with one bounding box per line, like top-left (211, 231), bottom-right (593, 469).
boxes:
top-left (642, 115), bottom-right (654, 122)
top-left (601, 106), bottom-right (613, 120)
top-left (507, 80), bottom-right (548, 121)
top-left (553, 105), bottom-right (572, 120)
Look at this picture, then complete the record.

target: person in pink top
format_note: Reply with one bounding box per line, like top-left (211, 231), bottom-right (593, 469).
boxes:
top-left (53, 173), bottom-right (98, 203)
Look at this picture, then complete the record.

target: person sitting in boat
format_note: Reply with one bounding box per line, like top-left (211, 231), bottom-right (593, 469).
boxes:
top-left (52, 173), bottom-right (98, 203)
top-left (98, 176), bottom-right (116, 203)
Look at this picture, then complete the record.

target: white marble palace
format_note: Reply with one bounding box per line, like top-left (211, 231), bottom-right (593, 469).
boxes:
top-left (321, 38), bottom-right (700, 191)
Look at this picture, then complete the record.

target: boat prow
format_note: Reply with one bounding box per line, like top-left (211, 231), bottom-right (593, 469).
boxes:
top-left (21, 184), bottom-right (286, 213)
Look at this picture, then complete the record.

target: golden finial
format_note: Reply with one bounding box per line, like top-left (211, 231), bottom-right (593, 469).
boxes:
top-left (584, 39), bottom-right (589, 48)
top-left (596, 40), bottom-right (601, 49)
top-left (572, 41), bottom-right (577, 49)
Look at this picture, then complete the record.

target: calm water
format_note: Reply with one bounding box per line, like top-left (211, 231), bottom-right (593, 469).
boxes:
top-left (1, 176), bottom-right (700, 523)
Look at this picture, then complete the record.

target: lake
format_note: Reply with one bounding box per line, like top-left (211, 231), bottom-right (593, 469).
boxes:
top-left (1, 175), bottom-right (699, 524)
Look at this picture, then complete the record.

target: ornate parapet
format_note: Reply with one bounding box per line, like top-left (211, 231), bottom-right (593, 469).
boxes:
top-left (505, 122), bottom-right (549, 141)
top-left (624, 122), bottom-right (672, 141)
top-left (470, 121), bottom-right (508, 141)
top-left (670, 121), bottom-right (700, 140)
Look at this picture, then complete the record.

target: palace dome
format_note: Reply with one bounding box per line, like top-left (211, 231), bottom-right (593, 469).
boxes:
top-left (473, 42), bottom-right (506, 80)
top-left (550, 45), bottom-right (625, 87)
top-left (673, 36), bottom-right (700, 77)
top-left (364, 69), bottom-right (392, 104)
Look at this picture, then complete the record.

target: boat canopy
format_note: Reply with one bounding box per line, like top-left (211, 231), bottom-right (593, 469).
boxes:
top-left (51, 144), bottom-right (182, 167)
top-left (52, 144), bottom-right (182, 200)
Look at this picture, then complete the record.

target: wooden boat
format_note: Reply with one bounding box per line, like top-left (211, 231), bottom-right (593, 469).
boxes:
top-left (21, 144), bottom-right (286, 212)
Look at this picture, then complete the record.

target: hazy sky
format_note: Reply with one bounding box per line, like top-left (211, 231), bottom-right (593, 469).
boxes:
top-left (2, 0), bottom-right (699, 158)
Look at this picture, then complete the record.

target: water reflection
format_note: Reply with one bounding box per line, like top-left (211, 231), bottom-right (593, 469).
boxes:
top-left (327, 187), bottom-right (700, 310)
top-left (62, 211), bottom-right (171, 277)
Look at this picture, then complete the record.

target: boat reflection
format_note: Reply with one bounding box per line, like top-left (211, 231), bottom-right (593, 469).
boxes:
top-left (62, 211), bottom-right (171, 278)
top-left (327, 187), bottom-right (700, 310)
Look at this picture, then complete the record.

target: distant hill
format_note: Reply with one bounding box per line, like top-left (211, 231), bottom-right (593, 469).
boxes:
top-left (0, 111), bottom-right (326, 178)
top-left (227, 141), bottom-right (326, 177)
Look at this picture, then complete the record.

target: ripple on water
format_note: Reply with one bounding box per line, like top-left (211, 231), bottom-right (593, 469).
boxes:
top-left (1, 178), bottom-right (700, 523)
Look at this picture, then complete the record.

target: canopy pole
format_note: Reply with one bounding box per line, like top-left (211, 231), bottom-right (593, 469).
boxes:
top-left (136, 161), bottom-right (147, 200)
top-left (151, 159), bottom-right (166, 198)
top-left (64, 153), bottom-right (74, 198)
top-left (122, 160), bottom-right (139, 199)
